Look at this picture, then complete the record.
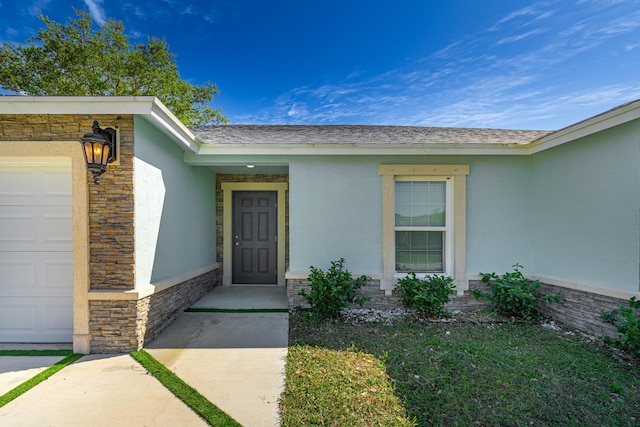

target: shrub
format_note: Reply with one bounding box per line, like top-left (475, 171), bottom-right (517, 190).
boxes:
top-left (298, 258), bottom-right (371, 319)
top-left (473, 263), bottom-right (561, 320)
top-left (395, 272), bottom-right (455, 317)
top-left (601, 297), bottom-right (640, 355)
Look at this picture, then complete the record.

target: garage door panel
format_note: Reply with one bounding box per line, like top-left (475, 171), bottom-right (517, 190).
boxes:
top-left (0, 158), bottom-right (73, 343)
top-left (44, 304), bottom-right (74, 332)
top-left (0, 252), bottom-right (72, 296)
top-left (0, 259), bottom-right (36, 288)
top-left (0, 205), bottom-right (72, 251)
top-left (0, 304), bottom-right (37, 332)
top-left (0, 298), bottom-right (72, 342)
top-left (44, 257), bottom-right (74, 289)
top-left (0, 160), bottom-right (71, 206)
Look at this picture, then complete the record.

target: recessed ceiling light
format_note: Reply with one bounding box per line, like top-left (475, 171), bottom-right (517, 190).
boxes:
top-left (246, 164), bottom-right (255, 169)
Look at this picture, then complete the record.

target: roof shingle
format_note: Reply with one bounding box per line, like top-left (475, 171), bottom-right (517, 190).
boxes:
top-left (189, 125), bottom-right (552, 147)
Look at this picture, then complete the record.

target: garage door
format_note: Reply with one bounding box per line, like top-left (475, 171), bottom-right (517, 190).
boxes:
top-left (0, 158), bottom-right (73, 343)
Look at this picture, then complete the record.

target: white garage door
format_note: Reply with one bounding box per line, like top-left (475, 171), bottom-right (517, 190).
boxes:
top-left (0, 158), bottom-right (73, 343)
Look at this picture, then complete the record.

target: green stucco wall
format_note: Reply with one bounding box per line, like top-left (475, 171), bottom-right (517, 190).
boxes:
top-left (288, 155), bottom-right (534, 276)
top-left (133, 116), bottom-right (217, 286)
top-left (532, 121), bottom-right (640, 292)
top-left (289, 157), bottom-right (381, 273)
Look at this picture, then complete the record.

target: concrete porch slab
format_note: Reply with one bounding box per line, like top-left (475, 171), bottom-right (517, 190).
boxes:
top-left (192, 285), bottom-right (288, 310)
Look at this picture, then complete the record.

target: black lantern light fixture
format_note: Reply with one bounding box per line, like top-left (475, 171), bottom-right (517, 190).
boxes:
top-left (80, 121), bottom-right (117, 184)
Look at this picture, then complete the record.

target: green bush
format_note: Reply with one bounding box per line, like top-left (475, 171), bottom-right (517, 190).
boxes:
top-left (298, 258), bottom-right (371, 319)
top-left (473, 263), bottom-right (560, 320)
top-left (601, 297), bottom-right (640, 355)
top-left (395, 272), bottom-right (455, 317)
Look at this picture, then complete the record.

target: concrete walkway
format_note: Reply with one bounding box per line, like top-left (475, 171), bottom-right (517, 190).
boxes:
top-left (0, 286), bottom-right (289, 427)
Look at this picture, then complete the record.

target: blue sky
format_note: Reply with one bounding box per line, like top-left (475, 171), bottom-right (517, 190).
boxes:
top-left (1, 1), bottom-right (640, 129)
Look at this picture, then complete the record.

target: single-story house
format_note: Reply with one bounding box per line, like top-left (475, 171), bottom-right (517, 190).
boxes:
top-left (0, 96), bottom-right (638, 354)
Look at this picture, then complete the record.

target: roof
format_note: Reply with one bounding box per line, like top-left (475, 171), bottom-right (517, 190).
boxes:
top-left (189, 124), bottom-right (552, 147)
top-left (2, 96), bottom-right (640, 156)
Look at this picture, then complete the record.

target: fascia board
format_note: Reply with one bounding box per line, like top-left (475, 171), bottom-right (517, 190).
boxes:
top-left (528, 99), bottom-right (640, 154)
top-left (0, 96), bottom-right (158, 114)
top-left (147, 100), bottom-right (199, 153)
top-left (195, 143), bottom-right (530, 156)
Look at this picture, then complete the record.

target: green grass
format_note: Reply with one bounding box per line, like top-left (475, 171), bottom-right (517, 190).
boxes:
top-left (283, 313), bottom-right (640, 426)
top-left (282, 345), bottom-right (415, 426)
top-left (0, 353), bottom-right (82, 408)
top-left (185, 308), bottom-right (289, 313)
top-left (130, 349), bottom-right (241, 427)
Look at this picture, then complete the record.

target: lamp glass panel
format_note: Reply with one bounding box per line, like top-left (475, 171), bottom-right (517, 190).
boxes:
top-left (83, 141), bottom-right (94, 163)
top-left (100, 144), bottom-right (110, 166)
top-left (92, 143), bottom-right (104, 165)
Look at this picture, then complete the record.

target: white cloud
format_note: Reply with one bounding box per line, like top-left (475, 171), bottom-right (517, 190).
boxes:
top-left (84, 0), bottom-right (107, 26)
top-left (497, 29), bottom-right (545, 44)
top-left (488, 3), bottom-right (545, 31)
top-left (28, 0), bottom-right (51, 17)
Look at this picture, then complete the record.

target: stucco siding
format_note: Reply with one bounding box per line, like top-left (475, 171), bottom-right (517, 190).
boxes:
top-left (289, 157), bottom-right (382, 273)
top-left (133, 116), bottom-right (217, 286)
top-left (288, 155), bottom-right (534, 276)
top-left (465, 156), bottom-right (534, 275)
top-left (532, 120), bottom-right (640, 292)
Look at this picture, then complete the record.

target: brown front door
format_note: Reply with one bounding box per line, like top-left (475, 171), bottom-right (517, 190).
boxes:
top-left (232, 191), bottom-right (278, 284)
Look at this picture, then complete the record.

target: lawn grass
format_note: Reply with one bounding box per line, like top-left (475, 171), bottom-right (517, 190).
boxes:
top-left (0, 353), bottom-right (82, 408)
top-left (130, 349), bottom-right (241, 427)
top-left (282, 345), bottom-right (415, 426)
top-left (282, 312), bottom-right (640, 426)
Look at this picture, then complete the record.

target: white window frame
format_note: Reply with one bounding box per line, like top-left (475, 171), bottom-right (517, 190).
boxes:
top-left (379, 165), bottom-right (469, 295)
top-left (394, 176), bottom-right (453, 276)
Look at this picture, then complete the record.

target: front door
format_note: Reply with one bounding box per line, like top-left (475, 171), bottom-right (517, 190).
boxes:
top-left (232, 191), bottom-right (278, 284)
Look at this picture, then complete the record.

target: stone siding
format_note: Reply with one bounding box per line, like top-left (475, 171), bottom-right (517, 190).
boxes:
top-left (139, 268), bottom-right (221, 346)
top-left (90, 268), bottom-right (220, 353)
top-left (537, 282), bottom-right (622, 339)
top-left (287, 278), bottom-right (402, 309)
top-left (288, 278), bottom-right (492, 311)
top-left (446, 280), bottom-right (492, 312)
top-left (89, 300), bottom-right (139, 353)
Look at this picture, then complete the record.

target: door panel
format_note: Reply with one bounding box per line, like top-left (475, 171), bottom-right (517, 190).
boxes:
top-left (232, 191), bottom-right (277, 284)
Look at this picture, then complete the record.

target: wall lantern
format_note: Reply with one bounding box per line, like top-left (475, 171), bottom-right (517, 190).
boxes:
top-left (80, 121), bottom-right (117, 184)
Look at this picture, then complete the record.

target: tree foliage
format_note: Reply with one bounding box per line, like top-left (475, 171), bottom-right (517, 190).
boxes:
top-left (0, 9), bottom-right (226, 125)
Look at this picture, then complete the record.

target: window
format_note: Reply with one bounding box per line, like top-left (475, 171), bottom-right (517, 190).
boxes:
top-left (379, 165), bottom-right (469, 295)
top-left (394, 179), bottom-right (451, 273)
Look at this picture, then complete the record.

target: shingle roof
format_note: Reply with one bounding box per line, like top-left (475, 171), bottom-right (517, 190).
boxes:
top-left (189, 125), bottom-right (552, 147)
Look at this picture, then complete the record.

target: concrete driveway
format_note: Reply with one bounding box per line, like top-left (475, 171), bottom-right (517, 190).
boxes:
top-left (0, 286), bottom-right (289, 427)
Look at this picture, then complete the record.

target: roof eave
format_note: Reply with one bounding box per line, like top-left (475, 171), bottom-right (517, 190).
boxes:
top-left (0, 96), bottom-right (199, 153)
top-left (195, 143), bottom-right (530, 156)
top-left (529, 99), bottom-right (640, 154)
